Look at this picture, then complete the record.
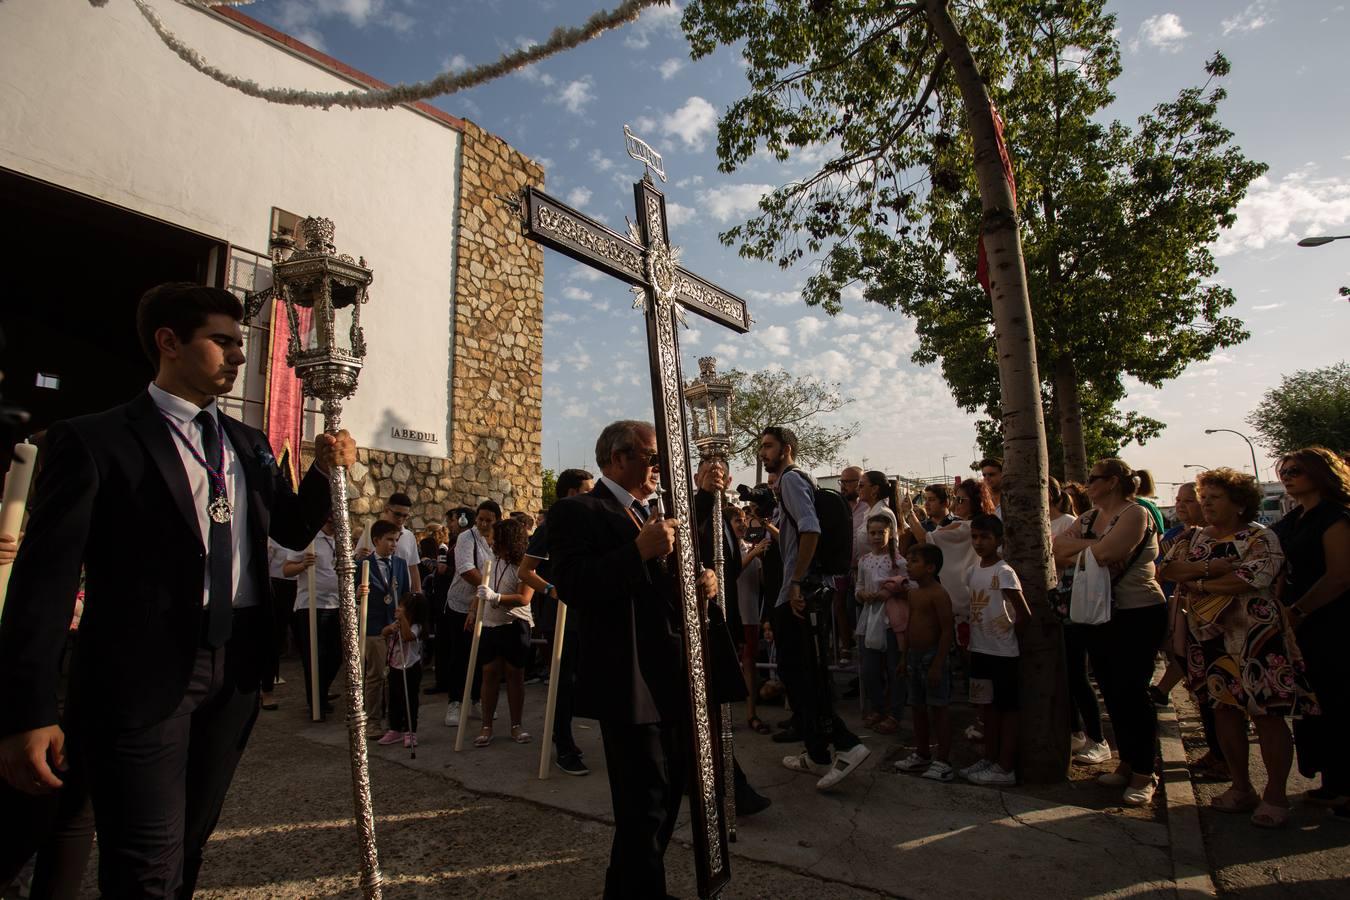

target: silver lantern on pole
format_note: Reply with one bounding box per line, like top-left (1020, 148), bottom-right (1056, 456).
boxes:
top-left (683, 356), bottom-right (737, 841)
top-left (272, 216), bottom-right (383, 899)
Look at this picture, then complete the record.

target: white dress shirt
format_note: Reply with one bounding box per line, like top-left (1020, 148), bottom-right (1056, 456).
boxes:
top-left (148, 382), bottom-right (257, 609)
top-left (289, 532), bottom-right (341, 611)
top-left (599, 475), bottom-right (654, 518)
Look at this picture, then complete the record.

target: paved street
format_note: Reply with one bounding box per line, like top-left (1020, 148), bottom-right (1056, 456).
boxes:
top-left (50, 658), bottom-right (1346, 898)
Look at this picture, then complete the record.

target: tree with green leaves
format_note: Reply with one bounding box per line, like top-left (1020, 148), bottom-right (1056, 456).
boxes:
top-left (686, 0), bottom-right (1061, 779)
top-left (724, 367), bottom-right (858, 482)
top-left (1247, 363), bottom-right (1350, 456)
top-left (689, 1), bottom-right (1261, 488)
top-left (540, 468), bottom-right (558, 509)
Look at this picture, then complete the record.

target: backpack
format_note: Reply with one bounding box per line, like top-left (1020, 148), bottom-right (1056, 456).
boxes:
top-left (779, 466), bottom-right (853, 577)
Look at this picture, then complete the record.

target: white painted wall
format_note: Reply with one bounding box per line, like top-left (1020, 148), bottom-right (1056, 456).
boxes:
top-left (0, 0), bottom-right (461, 454)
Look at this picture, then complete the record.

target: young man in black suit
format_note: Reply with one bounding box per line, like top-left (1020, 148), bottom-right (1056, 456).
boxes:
top-left (0, 282), bottom-right (353, 897)
top-left (549, 420), bottom-right (717, 899)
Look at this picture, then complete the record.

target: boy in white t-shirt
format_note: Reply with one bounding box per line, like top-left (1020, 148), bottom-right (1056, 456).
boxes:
top-left (960, 515), bottom-right (1032, 786)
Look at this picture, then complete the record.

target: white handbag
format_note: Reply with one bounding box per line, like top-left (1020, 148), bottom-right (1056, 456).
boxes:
top-left (1069, 548), bottom-right (1113, 625)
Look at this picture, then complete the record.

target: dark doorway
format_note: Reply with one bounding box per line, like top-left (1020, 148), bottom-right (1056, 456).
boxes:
top-left (0, 169), bottom-right (224, 471)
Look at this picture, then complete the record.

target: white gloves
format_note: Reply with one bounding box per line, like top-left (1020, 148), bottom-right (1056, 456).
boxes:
top-left (476, 584), bottom-right (502, 607)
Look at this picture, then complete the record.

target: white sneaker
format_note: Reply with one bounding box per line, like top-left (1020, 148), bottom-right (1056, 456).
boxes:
top-left (1073, 739), bottom-right (1112, 765)
top-left (783, 752), bottom-right (831, 777)
top-left (958, 758), bottom-right (993, 780)
top-left (444, 701), bottom-right (461, 727)
top-left (1070, 731), bottom-right (1087, 753)
top-left (816, 743), bottom-right (872, 790)
top-left (921, 760), bottom-right (955, 783)
top-left (893, 752), bottom-right (932, 773)
top-left (1122, 776), bottom-right (1157, 807)
top-left (968, 764), bottom-right (1016, 786)
top-left (964, 724), bottom-right (984, 741)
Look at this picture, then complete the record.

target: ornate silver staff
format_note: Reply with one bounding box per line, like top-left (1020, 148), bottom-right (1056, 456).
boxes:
top-left (684, 357), bottom-right (737, 842)
top-left (272, 217), bottom-right (383, 899)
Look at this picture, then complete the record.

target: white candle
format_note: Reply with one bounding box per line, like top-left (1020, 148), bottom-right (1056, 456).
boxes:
top-left (0, 442), bottom-right (38, 620)
top-left (307, 540), bottom-right (320, 722)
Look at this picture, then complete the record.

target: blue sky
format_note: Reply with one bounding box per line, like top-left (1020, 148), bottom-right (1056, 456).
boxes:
top-left (248, 0), bottom-right (1350, 493)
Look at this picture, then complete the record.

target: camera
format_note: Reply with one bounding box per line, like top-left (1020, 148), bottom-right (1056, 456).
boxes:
top-left (736, 483), bottom-right (777, 518)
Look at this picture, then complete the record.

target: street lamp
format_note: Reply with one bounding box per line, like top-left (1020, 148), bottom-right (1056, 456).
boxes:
top-left (683, 356), bottom-right (737, 842)
top-left (272, 216), bottom-right (383, 899)
top-left (1297, 235), bottom-right (1350, 247)
top-left (1203, 428), bottom-right (1262, 480)
top-left (1182, 464), bottom-right (1211, 471)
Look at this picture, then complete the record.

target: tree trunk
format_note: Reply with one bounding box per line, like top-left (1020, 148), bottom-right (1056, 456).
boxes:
top-left (925, 0), bottom-right (1068, 784)
top-left (1054, 355), bottom-right (1089, 483)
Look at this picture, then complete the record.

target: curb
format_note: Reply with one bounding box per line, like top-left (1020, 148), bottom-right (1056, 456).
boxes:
top-left (1156, 692), bottom-right (1218, 898)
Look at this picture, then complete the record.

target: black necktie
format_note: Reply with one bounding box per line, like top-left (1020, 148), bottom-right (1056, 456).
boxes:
top-left (631, 499), bottom-right (649, 524)
top-left (198, 410), bottom-right (233, 648)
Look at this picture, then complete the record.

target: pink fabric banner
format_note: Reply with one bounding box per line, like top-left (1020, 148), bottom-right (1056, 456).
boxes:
top-left (264, 298), bottom-right (311, 490)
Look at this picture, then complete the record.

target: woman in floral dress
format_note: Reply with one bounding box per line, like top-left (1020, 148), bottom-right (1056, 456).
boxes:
top-left (1161, 468), bottom-right (1314, 829)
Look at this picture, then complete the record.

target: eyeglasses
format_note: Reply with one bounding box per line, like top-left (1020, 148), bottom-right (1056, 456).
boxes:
top-left (1279, 465), bottom-right (1304, 479)
top-left (625, 449), bottom-right (661, 467)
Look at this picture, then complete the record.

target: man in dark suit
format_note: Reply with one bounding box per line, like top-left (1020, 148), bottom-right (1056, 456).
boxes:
top-left (0, 282), bottom-right (353, 897)
top-left (549, 420), bottom-right (716, 899)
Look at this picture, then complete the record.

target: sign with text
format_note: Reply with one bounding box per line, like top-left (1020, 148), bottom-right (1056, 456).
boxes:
top-left (390, 427), bottom-right (438, 444)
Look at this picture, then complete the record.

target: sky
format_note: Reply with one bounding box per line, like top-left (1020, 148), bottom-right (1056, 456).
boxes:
top-left (245, 0), bottom-right (1350, 494)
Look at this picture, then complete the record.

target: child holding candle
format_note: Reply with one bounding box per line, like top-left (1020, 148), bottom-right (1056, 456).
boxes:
top-left (380, 592), bottom-right (429, 748)
top-left (471, 517), bottom-right (534, 747)
top-left (358, 520), bottom-right (410, 735)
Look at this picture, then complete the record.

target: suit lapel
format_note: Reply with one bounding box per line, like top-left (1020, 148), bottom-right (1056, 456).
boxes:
top-left (126, 391), bottom-right (202, 547)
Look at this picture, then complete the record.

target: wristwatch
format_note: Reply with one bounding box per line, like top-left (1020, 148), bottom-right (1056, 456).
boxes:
top-left (543, 583), bottom-right (555, 597)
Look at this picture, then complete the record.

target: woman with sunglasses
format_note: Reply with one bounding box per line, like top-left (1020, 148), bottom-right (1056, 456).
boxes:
top-left (1054, 459), bottom-right (1166, 806)
top-left (1271, 448), bottom-right (1350, 820)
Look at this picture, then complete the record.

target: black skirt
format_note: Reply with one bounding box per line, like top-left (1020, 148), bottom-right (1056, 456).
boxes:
top-left (479, 620), bottom-right (531, 669)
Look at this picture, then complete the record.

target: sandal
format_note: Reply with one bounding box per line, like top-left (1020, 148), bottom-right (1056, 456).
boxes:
top-left (747, 716), bottom-right (771, 735)
top-left (872, 715), bottom-right (899, 735)
top-left (862, 712), bottom-right (883, 728)
top-left (1211, 787), bottom-right (1260, 813)
top-left (473, 727), bottom-right (493, 748)
top-left (510, 725), bottom-right (532, 744)
top-left (1250, 801), bottom-right (1289, 829)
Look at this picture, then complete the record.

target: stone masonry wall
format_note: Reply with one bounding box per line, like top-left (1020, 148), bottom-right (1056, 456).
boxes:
top-left (446, 121), bottom-right (545, 518)
top-left (302, 122), bottom-right (545, 532)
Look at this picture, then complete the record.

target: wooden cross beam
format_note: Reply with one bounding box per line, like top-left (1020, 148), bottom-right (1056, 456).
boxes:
top-left (517, 175), bottom-right (750, 899)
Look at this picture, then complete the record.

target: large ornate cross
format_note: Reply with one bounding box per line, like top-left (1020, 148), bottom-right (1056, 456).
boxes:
top-left (515, 167), bottom-right (750, 898)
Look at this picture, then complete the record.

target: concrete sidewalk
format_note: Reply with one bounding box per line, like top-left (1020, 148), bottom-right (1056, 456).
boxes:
top-left (283, 658), bottom-right (1173, 899)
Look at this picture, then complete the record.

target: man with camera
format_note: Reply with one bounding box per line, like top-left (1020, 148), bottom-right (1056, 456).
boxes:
top-left (758, 427), bottom-right (870, 790)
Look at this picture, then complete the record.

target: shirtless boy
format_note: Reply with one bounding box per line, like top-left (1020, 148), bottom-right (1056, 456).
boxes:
top-left (892, 543), bottom-right (955, 782)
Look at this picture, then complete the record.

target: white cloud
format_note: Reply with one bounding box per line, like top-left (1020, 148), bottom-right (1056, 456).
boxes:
top-left (442, 53), bottom-right (469, 73)
top-left (633, 115), bottom-right (657, 133)
top-left (543, 360), bottom-right (560, 374)
top-left (566, 186), bottom-right (593, 208)
top-left (557, 77), bottom-right (596, 114)
top-left (665, 202), bottom-right (696, 228)
top-left (662, 96), bottom-right (718, 151)
top-left (562, 401), bottom-right (589, 419)
top-left (278, 0), bottom-right (414, 34)
top-left (1213, 170), bottom-right (1350, 256)
top-left (746, 288), bottom-right (800, 307)
top-left (1252, 302), bottom-right (1285, 311)
top-left (659, 58), bottom-right (686, 80)
top-left (292, 27), bottom-right (326, 50)
top-left (589, 149), bottom-right (615, 173)
top-left (710, 342), bottom-right (739, 361)
top-left (1133, 13), bottom-right (1189, 53)
top-left (698, 183), bottom-right (775, 223)
top-left (519, 65), bottom-right (555, 87)
top-left (570, 341), bottom-right (593, 372)
top-left (623, 2), bottom-right (684, 49)
top-left (1222, 1), bottom-right (1273, 35)
top-left (796, 317), bottom-right (827, 345)
top-left (756, 325), bottom-right (791, 356)
top-left (562, 286), bottom-right (595, 303)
